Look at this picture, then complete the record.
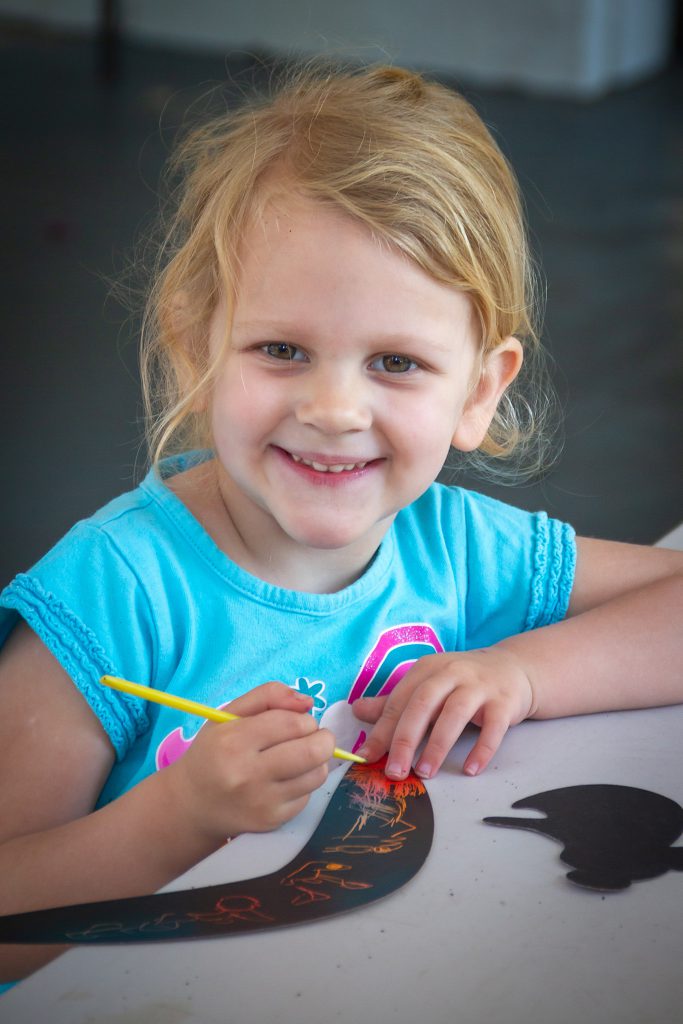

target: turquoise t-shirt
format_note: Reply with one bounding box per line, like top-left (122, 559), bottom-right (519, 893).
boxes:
top-left (0, 452), bottom-right (575, 806)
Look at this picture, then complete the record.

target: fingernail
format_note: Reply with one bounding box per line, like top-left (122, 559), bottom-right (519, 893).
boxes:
top-left (464, 762), bottom-right (479, 777)
top-left (386, 762), bottom-right (405, 779)
top-left (416, 762), bottom-right (432, 779)
top-left (356, 746), bottom-right (369, 760)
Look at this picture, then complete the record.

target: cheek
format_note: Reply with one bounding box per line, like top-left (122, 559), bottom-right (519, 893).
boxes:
top-left (209, 376), bottom-right (246, 448)
top-left (387, 395), bottom-right (462, 455)
top-left (210, 370), bottom-right (283, 449)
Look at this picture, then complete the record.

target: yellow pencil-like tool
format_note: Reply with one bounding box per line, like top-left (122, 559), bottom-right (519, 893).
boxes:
top-left (100, 675), bottom-right (366, 764)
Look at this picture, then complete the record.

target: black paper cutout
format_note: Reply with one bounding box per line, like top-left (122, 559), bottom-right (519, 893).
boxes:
top-left (484, 784), bottom-right (683, 891)
top-left (0, 759), bottom-right (433, 944)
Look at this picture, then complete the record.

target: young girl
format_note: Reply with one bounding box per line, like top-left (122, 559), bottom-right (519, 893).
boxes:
top-left (0, 64), bottom-right (681, 984)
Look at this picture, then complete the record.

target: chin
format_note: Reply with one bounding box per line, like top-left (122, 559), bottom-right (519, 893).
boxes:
top-left (296, 530), bottom-right (366, 552)
top-left (286, 518), bottom-right (375, 553)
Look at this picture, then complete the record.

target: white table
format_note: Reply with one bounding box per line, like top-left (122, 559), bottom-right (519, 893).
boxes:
top-left (3, 702), bottom-right (682, 1024)
top-left (3, 527), bottom-right (682, 1024)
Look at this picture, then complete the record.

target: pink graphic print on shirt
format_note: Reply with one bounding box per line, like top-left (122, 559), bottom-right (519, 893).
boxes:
top-left (347, 623), bottom-right (444, 703)
top-left (343, 622), bottom-right (444, 752)
top-left (155, 623), bottom-right (444, 770)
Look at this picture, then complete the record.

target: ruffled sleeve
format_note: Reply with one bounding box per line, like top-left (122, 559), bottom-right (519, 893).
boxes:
top-left (457, 489), bottom-right (576, 649)
top-left (524, 514), bottom-right (576, 630)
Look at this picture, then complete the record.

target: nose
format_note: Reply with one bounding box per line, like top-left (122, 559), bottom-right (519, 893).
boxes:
top-left (295, 367), bottom-right (372, 435)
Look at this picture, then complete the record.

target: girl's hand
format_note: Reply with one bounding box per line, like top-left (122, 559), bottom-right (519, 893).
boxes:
top-left (164, 681), bottom-right (335, 841)
top-left (352, 648), bottom-right (534, 778)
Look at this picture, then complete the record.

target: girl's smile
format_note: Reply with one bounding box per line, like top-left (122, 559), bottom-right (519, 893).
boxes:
top-left (274, 446), bottom-right (375, 481)
top-left (197, 191), bottom-right (518, 591)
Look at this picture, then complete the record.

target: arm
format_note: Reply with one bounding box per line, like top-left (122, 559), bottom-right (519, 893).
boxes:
top-left (504, 537), bottom-right (683, 716)
top-left (0, 623), bottom-right (334, 982)
top-left (354, 538), bottom-right (683, 778)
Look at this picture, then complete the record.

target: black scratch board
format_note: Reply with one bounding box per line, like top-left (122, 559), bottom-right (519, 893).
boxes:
top-left (484, 784), bottom-right (683, 891)
top-left (0, 760), bottom-right (433, 944)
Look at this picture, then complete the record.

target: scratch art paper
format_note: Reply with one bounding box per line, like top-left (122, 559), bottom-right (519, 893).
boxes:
top-left (0, 760), bottom-right (433, 944)
top-left (484, 784), bottom-right (683, 890)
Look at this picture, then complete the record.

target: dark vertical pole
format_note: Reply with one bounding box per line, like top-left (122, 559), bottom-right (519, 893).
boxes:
top-left (98, 0), bottom-right (120, 82)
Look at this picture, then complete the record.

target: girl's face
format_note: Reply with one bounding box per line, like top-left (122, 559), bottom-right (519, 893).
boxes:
top-left (207, 193), bottom-right (503, 588)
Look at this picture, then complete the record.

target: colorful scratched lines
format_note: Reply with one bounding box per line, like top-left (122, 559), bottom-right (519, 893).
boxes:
top-left (0, 759), bottom-right (434, 944)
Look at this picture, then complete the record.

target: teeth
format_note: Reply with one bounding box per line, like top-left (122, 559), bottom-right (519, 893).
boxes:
top-left (290, 454), bottom-right (367, 472)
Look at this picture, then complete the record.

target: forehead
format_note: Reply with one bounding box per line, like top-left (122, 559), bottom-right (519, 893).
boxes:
top-left (233, 191), bottom-right (476, 344)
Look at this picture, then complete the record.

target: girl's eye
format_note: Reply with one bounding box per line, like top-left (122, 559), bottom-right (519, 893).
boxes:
top-left (263, 342), bottom-right (305, 361)
top-left (372, 354), bottom-right (418, 374)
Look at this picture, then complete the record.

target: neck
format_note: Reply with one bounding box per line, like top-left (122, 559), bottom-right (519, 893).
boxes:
top-left (244, 543), bottom-right (378, 594)
top-left (167, 458), bottom-right (389, 594)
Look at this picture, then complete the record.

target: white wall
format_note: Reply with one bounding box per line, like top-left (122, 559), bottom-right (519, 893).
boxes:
top-left (0, 0), bottom-right (675, 97)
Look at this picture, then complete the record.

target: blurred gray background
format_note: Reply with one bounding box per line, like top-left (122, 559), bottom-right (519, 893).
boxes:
top-left (2, 0), bottom-right (682, 587)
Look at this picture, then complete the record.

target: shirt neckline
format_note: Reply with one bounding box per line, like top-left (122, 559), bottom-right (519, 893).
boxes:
top-left (140, 451), bottom-right (396, 614)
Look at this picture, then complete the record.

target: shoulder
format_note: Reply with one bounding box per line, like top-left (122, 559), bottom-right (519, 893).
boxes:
top-left (0, 467), bottom-right (176, 653)
top-left (396, 482), bottom-right (576, 635)
top-left (396, 481), bottom-right (544, 543)
top-left (391, 481), bottom-right (537, 589)
top-left (40, 452), bottom-right (213, 572)
top-left (15, 476), bottom-right (166, 595)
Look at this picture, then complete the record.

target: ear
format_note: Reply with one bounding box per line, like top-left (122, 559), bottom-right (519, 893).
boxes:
top-left (451, 337), bottom-right (523, 452)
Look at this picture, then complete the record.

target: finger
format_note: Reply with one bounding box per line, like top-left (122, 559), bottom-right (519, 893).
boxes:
top-left (244, 791), bottom-right (313, 834)
top-left (380, 668), bottom-right (469, 778)
top-left (266, 793), bottom-right (312, 831)
top-left (275, 760), bottom-right (330, 803)
top-left (351, 695), bottom-right (387, 724)
top-left (262, 725), bottom-right (337, 782)
top-left (254, 708), bottom-right (321, 752)
top-left (414, 692), bottom-right (480, 779)
top-left (462, 704), bottom-right (511, 777)
top-left (354, 674), bottom-right (427, 763)
top-left (210, 708), bottom-right (319, 767)
top-left (226, 681), bottom-right (314, 718)
top-left (355, 696), bottom-right (406, 765)
top-left (384, 684), bottom-right (470, 780)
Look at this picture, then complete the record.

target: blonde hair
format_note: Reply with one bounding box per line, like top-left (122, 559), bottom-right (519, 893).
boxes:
top-left (140, 62), bottom-right (556, 479)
